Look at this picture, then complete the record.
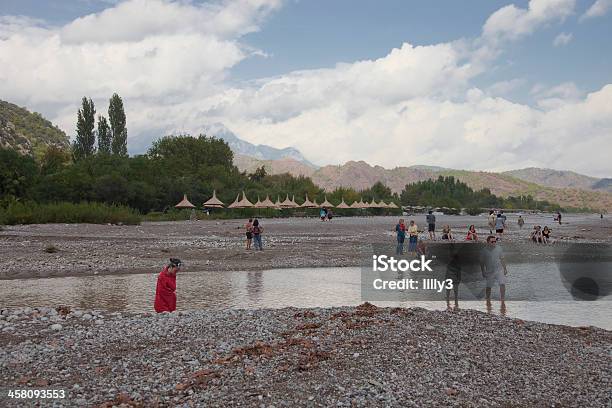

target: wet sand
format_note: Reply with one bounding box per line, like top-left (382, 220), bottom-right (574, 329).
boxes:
top-left (1, 214), bottom-right (610, 280)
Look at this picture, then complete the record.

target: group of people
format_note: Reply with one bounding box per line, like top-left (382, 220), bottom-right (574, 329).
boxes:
top-left (530, 225), bottom-right (553, 244)
top-left (245, 218), bottom-right (264, 250)
top-left (320, 207), bottom-right (333, 221)
top-left (394, 219), bottom-right (419, 254)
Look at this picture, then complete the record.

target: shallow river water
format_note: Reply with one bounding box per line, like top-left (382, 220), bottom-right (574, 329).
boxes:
top-left (0, 264), bottom-right (610, 329)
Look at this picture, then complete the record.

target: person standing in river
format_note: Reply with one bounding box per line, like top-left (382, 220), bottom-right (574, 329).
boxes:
top-left (480, 236), bottom-right (508, 310)
top-left (154, 258), bottom-right (181, 313)
top-left (426, 210), bottom-right (436, 240)
top-left (252, 219), bottom-right (264, 251)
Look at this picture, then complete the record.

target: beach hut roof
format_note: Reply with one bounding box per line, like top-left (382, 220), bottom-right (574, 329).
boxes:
top-left (349, 199), bottom-right (361, 209)
top-left (253, 196), bottom-right (264, 208)
top-left (280, 194), bottom-right (297, 208)
top-left (203, 190), bottom-right (225, 208)
top-left (259, 195), bottom-right (276, 208)
top-left (228, 193), bottom-right (240, 208)
top-left (320, 196), bottom-right (334, 208)
top-left (229, 191), bottom-right (253, 208)
top-left (300, 194), bottom-right (317, 208)
top-left (336, 197), bottom-right (350, 209)
top-left (175, 194), bottom-right (196, 209)
top-left (290, 195), bottom-right (299, 207)
top-left (387, 202), bottom-right (399, 209)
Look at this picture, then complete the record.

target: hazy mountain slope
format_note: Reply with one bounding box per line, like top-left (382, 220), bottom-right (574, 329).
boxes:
top-left (0, 100), bottom-right (69, 158)
top-left (233, 154), bottom-right (316, 177)
top-left (204, 124), bottom-right (316, 166)
top-left (503, 168), bottom-right (599, 191)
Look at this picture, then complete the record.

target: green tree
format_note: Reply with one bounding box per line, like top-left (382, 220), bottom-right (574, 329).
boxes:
top-left (0, 148), bottom-right (37, 201)
top-left (109, 93), bottom-right (127, 156)
top-left (97, 115), bottom-right (111, 154)
top-left (249, 165), bottom-right (267, 182)
top-left (73, 97), bottom-right (96, 160)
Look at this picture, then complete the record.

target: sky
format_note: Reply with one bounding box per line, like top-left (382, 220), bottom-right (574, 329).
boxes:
top-left (1, 0), bottom-right (611, 177)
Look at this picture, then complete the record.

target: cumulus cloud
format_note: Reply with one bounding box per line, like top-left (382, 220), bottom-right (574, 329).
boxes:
top-left (482, 0), bottom-right (575, 43)
top-left (1, 0), bottom-right (611, 178)
top-left (580, 0), bottom-right (612, 21)
top-left (553, 32), bottom-right (573, 46)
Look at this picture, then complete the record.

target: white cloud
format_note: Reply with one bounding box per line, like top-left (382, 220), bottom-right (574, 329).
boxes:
top-left (1, 0), bottom-right (611, 178)
top-left (553, 32), bottom-right (573, 46)
top-left (482, 0), bottom-right (575, 43)
top-left (580, 0), bottom-right (612, 21)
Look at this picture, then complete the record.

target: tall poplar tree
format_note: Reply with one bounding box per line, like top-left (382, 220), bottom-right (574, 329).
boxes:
top-left (73, 97), bottom-right (96, 160)
top-left (97, 115), bottom-right (111, 154)
top-left (108, 93), bottom-right (127, 156)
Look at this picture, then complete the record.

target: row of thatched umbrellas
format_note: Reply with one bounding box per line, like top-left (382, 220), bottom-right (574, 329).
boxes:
top-left (175, 191), bottom-right (399, 209)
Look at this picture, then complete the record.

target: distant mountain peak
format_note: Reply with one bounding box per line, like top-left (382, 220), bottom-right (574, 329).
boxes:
top-left (202, 123), bottom-right (316, 168)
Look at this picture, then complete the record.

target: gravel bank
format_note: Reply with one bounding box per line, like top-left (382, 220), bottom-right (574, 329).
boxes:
top-left (1, 214), bottom-right (610, 280)
top-left (1, 304), bottom-right (610, 407)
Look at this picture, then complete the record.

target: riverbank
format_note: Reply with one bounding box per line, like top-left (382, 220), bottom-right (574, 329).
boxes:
top-left (1, 214), bottom-right (610, 280)
top-left (0, 304), bottom-right (610, 407)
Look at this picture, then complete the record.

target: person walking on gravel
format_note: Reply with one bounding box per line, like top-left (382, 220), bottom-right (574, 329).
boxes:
top-left (252, 219), bottom-right (264, 251)
top-left (154, 258), bottom-right (181, 313)
top-left (480, 236), bottom-right (507, 309)
top-left (426, 210), bottom-right (436, 240)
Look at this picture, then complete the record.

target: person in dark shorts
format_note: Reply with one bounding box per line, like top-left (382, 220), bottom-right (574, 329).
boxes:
top-left (495, 213), bottom-right (505, 240)
top-left (395, 219), bottom-right (406, 255)
top-left (245, 218), bottom-right (253, 250)
top-left (426, 210), bottom-right (436, 240)
top-left (542, 226), bottom-right (551, 244)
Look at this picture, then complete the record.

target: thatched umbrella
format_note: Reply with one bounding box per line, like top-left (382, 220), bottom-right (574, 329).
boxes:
top-left (320, 196), bottom-right (334, 208)
top-left (290, 195), bottom-right (299, 207)
top-left (260, 195), bottom-right (276, 208)
top-left (387, 202), bottom-right (399, 209)
top-left (300, 194), bottom-right (318, 208)
top-left (274, 195), bottom-right (282, 208)
top-left (349, 199), bottom-right (361, 209)
top-left (336, 197), bottom-right (350, 209)
top-left (175, 194), bottom-right (195, 209)
top-left (229, 191), bottom-right (253, 208)
top-left (203, 190), bottom-right (224, 208)
top-left (280, 194), bottom-right (296, 208)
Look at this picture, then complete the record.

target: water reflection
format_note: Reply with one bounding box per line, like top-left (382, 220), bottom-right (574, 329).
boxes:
top-left (0, 266), bottom-right (609, 329)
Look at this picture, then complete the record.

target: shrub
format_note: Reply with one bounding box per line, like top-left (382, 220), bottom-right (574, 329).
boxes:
top-left (0, 201), bottom-right (141, 225)
top-left (465, 207), bottom-right (483, 216)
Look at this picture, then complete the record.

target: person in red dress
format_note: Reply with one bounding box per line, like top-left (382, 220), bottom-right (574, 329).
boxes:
top-left (154, 258), bottom-right (181, 313)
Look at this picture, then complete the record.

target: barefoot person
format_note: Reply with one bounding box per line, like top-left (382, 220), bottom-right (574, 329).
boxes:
top-left (441, 225), bottom-right (454, 241)
top-left (154, 258), bottom-right (181, 313)
top-left (245, 218), bottom-right (253, 250)
top-left (426, 210), bottom-right (436, 240)
top-left (480, 236), bottom-right (508, 308)
top-left (252, 219), bottom-right (264, 251)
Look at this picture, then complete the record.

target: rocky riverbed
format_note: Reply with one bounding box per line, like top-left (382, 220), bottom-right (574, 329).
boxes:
top-left (0, 304), bottom-right (610, 407)
top-left (1, 214), bottom-right (610, 280)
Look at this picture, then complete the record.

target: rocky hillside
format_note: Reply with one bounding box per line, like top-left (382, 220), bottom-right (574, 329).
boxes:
top-left (233, 154), bottom-right (316, 177)
top-left (0, 100), bottom-right (69, 158)
top-left (503, 167), bottom-right (608, 192)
